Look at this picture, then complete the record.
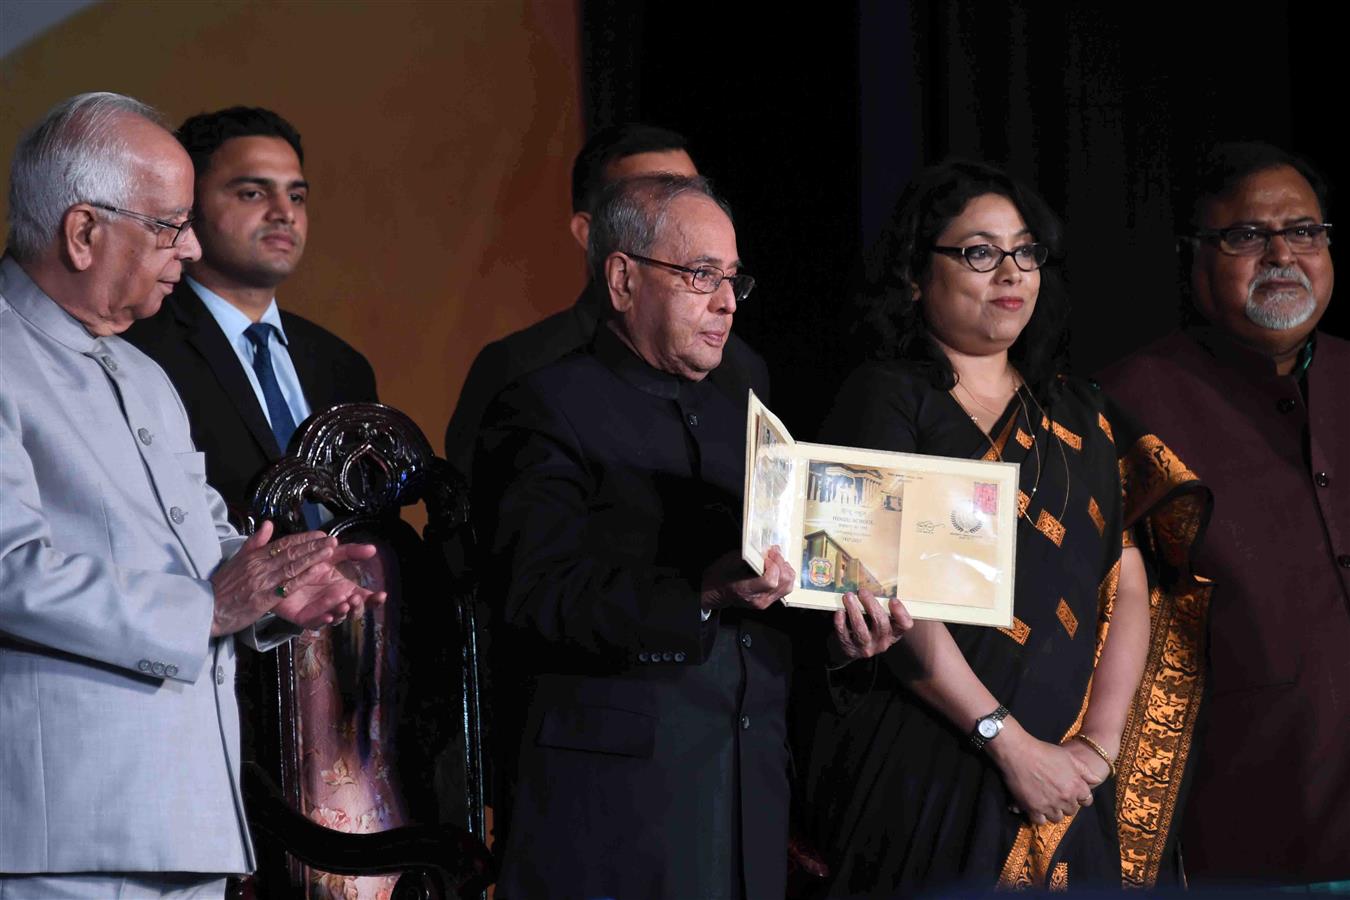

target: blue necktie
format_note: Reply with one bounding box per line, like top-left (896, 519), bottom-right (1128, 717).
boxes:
top-left (244, 322), bottom-right (298, 453)
top-left (244, 322), bottom-right (322, 530)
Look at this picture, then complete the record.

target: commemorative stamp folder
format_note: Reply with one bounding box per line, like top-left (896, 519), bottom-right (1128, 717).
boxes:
top-left (742, 391), bottom-right (1017, 627)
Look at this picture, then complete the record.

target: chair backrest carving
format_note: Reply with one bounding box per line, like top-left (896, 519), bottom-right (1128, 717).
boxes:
top-left (244, 402), bottom-right (485, 899)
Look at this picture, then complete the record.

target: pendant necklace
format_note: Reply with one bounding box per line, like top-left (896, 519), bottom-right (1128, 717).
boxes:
top-left (951, 375), bottom-right (1070, 526)
top-left (1019, 385), bottom-right (1071, 523)
top-left (950, 378), bottom-right (1043, 526)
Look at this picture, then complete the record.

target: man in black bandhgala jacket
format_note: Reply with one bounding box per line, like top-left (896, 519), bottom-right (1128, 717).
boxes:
top-left (475, 174), bottom-right (907, 899)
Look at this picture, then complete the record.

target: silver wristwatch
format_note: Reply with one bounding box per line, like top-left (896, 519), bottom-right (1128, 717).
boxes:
top-left (970, 705), bottom-right (1010, 750)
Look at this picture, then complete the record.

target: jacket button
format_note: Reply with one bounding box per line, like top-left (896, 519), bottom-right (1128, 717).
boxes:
top-left (638, 652), bottom-right (650, 663)
top-left (661, 651), bottom-right (674, 662)
top-left (1339, 554), bottom-right (1350, 569)
top-left (687, 413), bottom-right (699, 427)
top-left (169, 506), bottom-right (186, 524)
top-left (138, 659), bottom-right (151, 672)
top-left (137, 427), bottom-right (153, 445)
top-left (215, 666), bottom-right (226, 685)
top-left (740, 715), bottom-right (751, 730)
top-left (674, 651), bottom-right (686, 662)
top-left (1277, 397), bottom-right (1296, 413)
top-left (740, 633), bottom-right (753, 648)
top-left (151, 661), bottom-right (165, 676)
top-left (165, 664), bottom-right (178, 678)
top-left (1314, 472), bottom-right (1329, 488)
top-left (101, 355), bottom-right (118, 372)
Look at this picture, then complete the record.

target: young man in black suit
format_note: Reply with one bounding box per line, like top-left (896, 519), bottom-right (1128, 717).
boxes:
top-left (443, 123), bottom-right (769, 479)
top-left (125, 107), bottom-right (376, 515)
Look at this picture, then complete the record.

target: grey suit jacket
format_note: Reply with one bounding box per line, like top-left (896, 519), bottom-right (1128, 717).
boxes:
top-left (0, 257), bottom-right (265, 874)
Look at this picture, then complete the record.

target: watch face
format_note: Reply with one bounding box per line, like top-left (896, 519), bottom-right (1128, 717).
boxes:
top-left (978, 719), bottom-right (999, 739)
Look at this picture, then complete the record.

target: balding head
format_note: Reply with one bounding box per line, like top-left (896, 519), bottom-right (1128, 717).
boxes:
top-left (6, 92), bottom-right (201, 334)
top-left (8, 93), bottom-right (166, 261)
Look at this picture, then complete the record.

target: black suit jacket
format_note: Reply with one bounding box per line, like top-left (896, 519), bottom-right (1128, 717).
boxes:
top-left (445, 280), bottom-right (770, 479)
top-left (475, 326), bottom-right (792, 899)
top-left (124, 280), bottom-right (378, 513)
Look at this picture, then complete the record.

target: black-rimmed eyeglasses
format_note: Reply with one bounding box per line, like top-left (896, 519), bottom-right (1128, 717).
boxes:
top-left (931, 243), bottom-right (1050, 273)
top-left (625, 252), bottom-right (756, 302)
top-left (1189, 223), bottom-right (1333, 257)
top-left (91, 203), bottom-right (195, 248)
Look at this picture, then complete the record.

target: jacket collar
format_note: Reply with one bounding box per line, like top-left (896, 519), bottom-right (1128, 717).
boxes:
top-left (1, 255), bottom-right (105, 354)
top-left (1186, 324), bottom-right (1317, 380)
top-left (593, 321), bottom-right (713, 404)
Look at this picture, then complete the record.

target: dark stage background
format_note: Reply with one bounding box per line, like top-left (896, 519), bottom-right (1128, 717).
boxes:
top-left (580, 0), bottom-right (1346, 437)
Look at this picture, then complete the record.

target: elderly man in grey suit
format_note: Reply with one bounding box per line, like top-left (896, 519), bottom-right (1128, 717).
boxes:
top-left (0, 94), bottom-right (384, 899)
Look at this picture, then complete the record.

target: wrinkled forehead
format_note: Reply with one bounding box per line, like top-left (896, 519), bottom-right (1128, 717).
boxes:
top-left (652, 194), bottom-right (738, 263)
top-left (120, 116), bottom-right (195, 211)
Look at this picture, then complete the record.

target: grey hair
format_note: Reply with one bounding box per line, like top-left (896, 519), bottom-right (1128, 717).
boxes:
top-left (586, 173), bottom-right (733, 285)
top-left (7, 92), bottom-right (166, 262)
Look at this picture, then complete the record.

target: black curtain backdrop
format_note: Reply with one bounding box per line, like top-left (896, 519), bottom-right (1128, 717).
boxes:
top-left (581, 0), bottom-right (1345, 436)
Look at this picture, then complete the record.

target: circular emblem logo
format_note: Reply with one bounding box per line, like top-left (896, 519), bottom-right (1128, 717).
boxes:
top-left (951, 509), bottom-right (983, 534)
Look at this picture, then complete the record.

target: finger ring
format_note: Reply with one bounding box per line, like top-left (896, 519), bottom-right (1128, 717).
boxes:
top-left (269, 546), bottom-right (282, 558)
top-left (274, 581), bottom-right (289, 598)
top-left (333, 615), bottom-right (347, 626)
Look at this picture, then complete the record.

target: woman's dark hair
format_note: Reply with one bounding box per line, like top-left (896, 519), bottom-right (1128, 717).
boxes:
top-left (860, 159), bottom-right (1069, 401)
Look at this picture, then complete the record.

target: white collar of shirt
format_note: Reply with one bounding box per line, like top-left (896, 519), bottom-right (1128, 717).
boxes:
top-left (185, 276), bottom-right (311, 428)
top-left (188, 277), bottom-right (288, 358)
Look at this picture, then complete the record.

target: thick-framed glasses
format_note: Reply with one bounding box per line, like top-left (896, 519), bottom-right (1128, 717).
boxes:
top-left (1191, 223), bottom-right (1333, 256)
top-left (625, 252), bottom-right (756, 301)
top-left (931, 243), bottom-right (1049, 273)
top-left (91, 203), bottom-right (194, 248)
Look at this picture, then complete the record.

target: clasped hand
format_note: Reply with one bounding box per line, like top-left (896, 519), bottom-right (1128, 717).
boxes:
top-left (209, 520), bottom-right (388, 636)
top-left (991, 722), bottom-right (1112, 825)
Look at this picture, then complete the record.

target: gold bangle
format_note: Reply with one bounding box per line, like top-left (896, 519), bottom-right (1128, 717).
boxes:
top-left (1073, 732), bottom-right (1116, 780)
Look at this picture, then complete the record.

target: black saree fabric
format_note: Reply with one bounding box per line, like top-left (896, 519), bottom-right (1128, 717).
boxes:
top-left (793, 361), bottom-right (1210, 896)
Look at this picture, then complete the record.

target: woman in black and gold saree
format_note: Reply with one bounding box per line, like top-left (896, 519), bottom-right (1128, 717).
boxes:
top-left (796, 161), bottom-right (1210, 896)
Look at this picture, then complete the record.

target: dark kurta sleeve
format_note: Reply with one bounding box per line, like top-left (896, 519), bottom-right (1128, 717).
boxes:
top-left (474, 379), bottom-right (710, 666)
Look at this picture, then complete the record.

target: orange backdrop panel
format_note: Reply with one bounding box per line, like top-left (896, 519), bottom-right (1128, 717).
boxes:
top-left (1, 0), bottom-right (583, 469)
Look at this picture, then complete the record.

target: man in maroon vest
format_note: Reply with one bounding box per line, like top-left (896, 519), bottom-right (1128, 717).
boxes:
top-left (1099, 143), bottom-right (1348, 888)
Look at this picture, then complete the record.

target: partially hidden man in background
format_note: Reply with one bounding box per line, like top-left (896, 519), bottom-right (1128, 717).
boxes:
top-left (474, 173), bottom-right (910, 899)
top-left (124, 106), bottom-right (376, 516)
top-left (444, 123), bottom-right (768, 479)
top-left (0, 93), bottom-right (383, 899)
top-left (1100, 142), bottom-right (1349, 888)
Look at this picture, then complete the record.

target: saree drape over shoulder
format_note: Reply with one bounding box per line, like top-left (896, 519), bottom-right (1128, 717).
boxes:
top-left (795, 362), bottom-right (1210, 896)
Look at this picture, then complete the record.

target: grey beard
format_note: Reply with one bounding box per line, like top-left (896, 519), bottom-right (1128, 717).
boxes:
top-left (1245, 266), bottom-right (1316, 330)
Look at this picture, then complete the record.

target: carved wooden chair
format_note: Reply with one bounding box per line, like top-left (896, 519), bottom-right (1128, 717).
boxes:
top-left (237, 402), bottom-right (491, 900)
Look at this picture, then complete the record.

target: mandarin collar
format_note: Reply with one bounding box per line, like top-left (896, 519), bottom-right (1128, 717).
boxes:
top-left (0, 255), bottom-right (104, 354)
top-left (1186, 325), bottom-right (1317, 380)
top-left (593, 321), bottom-right (714, 403)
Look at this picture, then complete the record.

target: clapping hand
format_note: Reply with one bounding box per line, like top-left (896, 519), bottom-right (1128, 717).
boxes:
top-left (210, 520), bottom-right (388, 636)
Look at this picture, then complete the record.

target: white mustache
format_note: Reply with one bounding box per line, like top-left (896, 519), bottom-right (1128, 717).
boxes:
top-left (1250, 265), bottom-right (1311, 292)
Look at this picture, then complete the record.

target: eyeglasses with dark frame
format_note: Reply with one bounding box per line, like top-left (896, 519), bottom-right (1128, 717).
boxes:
top-left (1189, 223), bottom-right (1333, 257)
top-left (624, 252), bottom-right (756, 302)
top-left (931, 243), bottom-right (1050, 273)
top-left (90, 203), bottom-right (195, 248)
